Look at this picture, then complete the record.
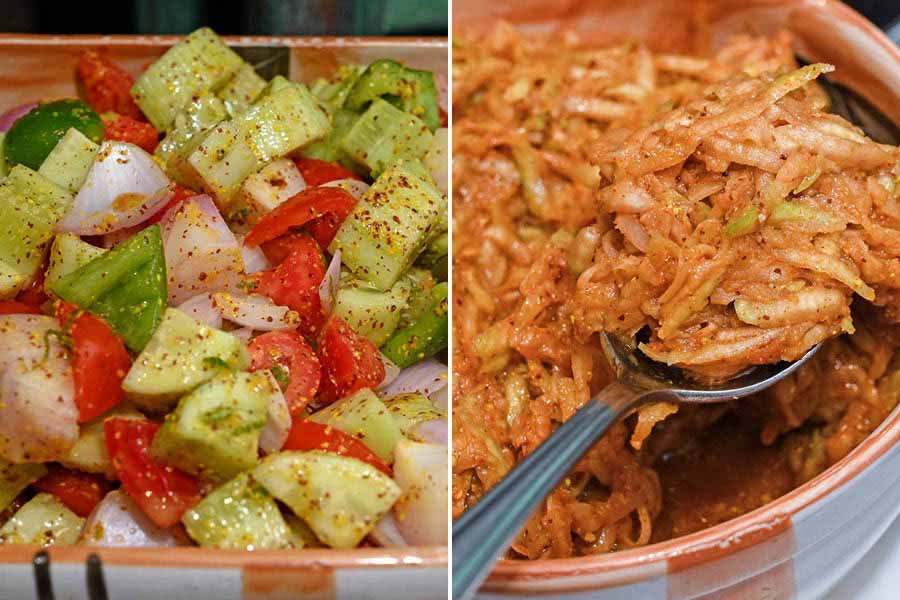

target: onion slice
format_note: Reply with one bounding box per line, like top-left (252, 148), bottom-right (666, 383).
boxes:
top-left (212, 292), bottom-right (299, 331)
top-left (318, 249), bottom-right (341, 314)
top-left (240, 243), bottom-right (270, 274)
top-left (176, 294), bottom-right (223, 329)
top-left (0, 102), bottom-right (37, 132)
top-left (410, 418), bottom-right (448, 446)
top-left (259, 371), bottom-right (291, 454)
top-left (58, 142), bottom-right (172, 235)
top-left (378, 352), bottom-right (401, 391)
top-left (392, 440), bottom-right (449, 546)
top-left (370, 512), bottom-right (409, 548)
top-left (81, 491), bottom-right (189, 547)
top-left (321, 178), bottom-right (370, 199)
top-left (161, 195), bottom-right (245, 304)
top-left (379, 358), bottom-right (448, 398)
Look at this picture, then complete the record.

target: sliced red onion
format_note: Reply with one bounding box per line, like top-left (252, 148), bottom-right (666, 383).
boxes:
top-left (409, 418), bottom-right (448, 446)
top-left (239, 241), bottom-right (270, 274)
top-left (259, 371), bottom-right (290, 454)
top-left (212, 292), bottom-right (299, 331)
top-left (379, 358), bottom-right (448, 398)
top-left (161, 195), bottom-right (245, 305)
top-left (0, 315), bottom-right (77, 463)
top-left (100, 223), bottom-right (142, 248)
top-left (429, 385), bottom-right (449, 412)
top-left (176, 294), bottom-right (223, 329)
top-left (81, 491), bottom-right (189, 547)
top-left (393, 440), bottom-right (449, 546)
top-left (318, 249), bottom-right (341, 314)
top-left (0, 102), bottom-right (37, 132)
top-left (321, 178), bottom-right (370, 199)
top-left (370, 512), bottom-right (409, 548)
top-left (57, 142), bottom-right (172, 235)
top-left (378, 352), bottom-right (401, 391)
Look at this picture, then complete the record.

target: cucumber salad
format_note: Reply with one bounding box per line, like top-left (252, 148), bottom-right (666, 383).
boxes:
top-left (0, 28), bottom-right (448, 551)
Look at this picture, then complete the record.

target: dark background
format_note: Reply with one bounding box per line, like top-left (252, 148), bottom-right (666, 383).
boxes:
top-left (0, 0), bottom-right (448, 36)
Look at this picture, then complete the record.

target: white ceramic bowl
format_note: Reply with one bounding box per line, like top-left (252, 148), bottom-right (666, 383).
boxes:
top-left (454, 1), bottom-right (900, 597)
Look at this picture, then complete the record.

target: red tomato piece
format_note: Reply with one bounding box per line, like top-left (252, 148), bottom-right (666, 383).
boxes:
top-left (76, 50), bottom-right (144, 121)
top-left (102, 113), bottom-right (159, 153)
top-left (248, 330), bottom-right (322, 416)
top-left (243, 186), bottom-right (357, 249)
top-left (259, 232), bottom-right (322, 266)
top-left (146, 184), bottom-right (197, 225)
top-left (253, 240), bottom-right (326, 335)
top-left (33, 464), bottom-right (110, 518)
top-left (56, 301), bottom-right (131, 423)
top-left (0, 301), bottom-right (43, 315)
top-left (294, 158), bottom-right (363, 187)
top-left (316, 316), bottom-right (385, 406)
top-left (104, 418), bottom-right (202, 528)
top-left (16, 267), bottom-right (48, 307)
top-left (439, 107), bottom-right (448, 128)
top-left (283, 419), bottom-right (391, 475)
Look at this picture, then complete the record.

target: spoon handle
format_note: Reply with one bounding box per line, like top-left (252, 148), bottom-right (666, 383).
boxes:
top-left (451, 380), bottom-right (642, 600)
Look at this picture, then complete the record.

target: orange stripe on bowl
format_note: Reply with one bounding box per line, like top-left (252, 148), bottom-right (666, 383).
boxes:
top-left (242, 564), bottom-right (335, 600)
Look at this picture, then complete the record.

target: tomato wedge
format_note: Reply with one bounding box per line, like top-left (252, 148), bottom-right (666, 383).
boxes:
top-left (294, 158), bottom-right (363, 187)
top-left (0, 301), bottom-right (43, 315)
top-left (16, 267), bottom-right (48, 308)
top-left (104, 418), bottom-right (202, 528)
top-left (283, 419), bottom-right (392, 476)
top-left (76, 50), bottom-right (145, 121)
top-left (259, 232), bottom-right (321, 266)
top-left (102, 113), bottom-right (159, 153)
top-left (56, 301), bottom-right (132, 423)
top-left (248, 330), bottom-right (322, 416)
top-left (33, 464), bottom-right (110, 518)
top-left (254, 238), bottom-right (326, 335)
top-left (316, 316), bottom-right (385, 406)
top-left (244, 186), bottom-right (357, 249)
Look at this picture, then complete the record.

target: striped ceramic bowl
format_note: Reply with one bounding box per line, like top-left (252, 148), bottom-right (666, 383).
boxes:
top-left (454, 0), bottom-right (900, 597)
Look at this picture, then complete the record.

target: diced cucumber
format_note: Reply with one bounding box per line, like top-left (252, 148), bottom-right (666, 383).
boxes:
top-left (334, 275), bottom-right (411, 347)
top-left (329, 159), bottom-right (442, 291)
top-left (382, 282), bottom-right (448, 368)
top-left (284, 512), bottom-right (323, 548)
top-left (152, 371), bottom-right (272, 481)
top-left (253, 451), bottom-right (400, 549)
top-left (156, 91), bottom-right (229, 184)
top-left (0, 460), bottom-right (47, 513)
top-left (45, 233), bottom-right (106, 290)
top-left (0, 493), bottom-right (84, 546)
top-left (339, 99), bottom-right (433, 177)
top-left (227, 157), bottom-right (306, 227)
top-left (345, 59), bottom-right (441, 130)
top-left (38, 127), bottom-right (100, 193)
top-left (0, 165), bottom-right (72, 298)
top-left (218, 63), bottom-right (267, 117)
top-left (299, 107), bottom-right (359, 171)
top-left (313, 64), bottom-right (364, 109)
top-left (416, 232), bottom-right (448, 282)
top-left (382, 394), bottom-right (445, 439)
top-left (423, 127), bottom-right (448, 196)
top-left (49, 225), bottom-right (167, 352)
top-left (186, 82), bottom-right (330, 207)
top-left (131, 27), bottom-right (244, 131)
top-left (308, 388), bottom-right (402, 463)
top-left (61, 408), bottom-right (143, 477)
top-left (122, 308), bottom-right (249, 411)
top-left (257, 75), bottom-right (294, 99)
top-left (182, 472), bottom-right (291, 550)
top-left (398, 268), bottom-right (437, 328)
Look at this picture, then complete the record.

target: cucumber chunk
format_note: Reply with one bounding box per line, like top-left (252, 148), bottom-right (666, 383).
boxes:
top-left (253, 451), bottom-right (400, 549)
top-left (312, 64), bottom-right (364, 109)
top-left (382, 282), bottom-right (448, 368)
top-left (218, 63), bottom-right (267, 117)
top-left (156, 92), bottom-right (229, 186)
top-left (308, 388), bottom-right (402, 463)
top-left (329, 159), bottom-right (442, 291)
top-left (38, 127), bottom-right (100, 193)
top-left (49, 225), bottom-right (167, 352)
top-left (0, 460), bottom-right (47, 513)
top-left (299, 107), bottom-right (360, 171)
top-left (382, 393), bottom-right (445, 439)
top-left (0, 165), bottom-right (72, 298)
top-left (122, 308), bottom-right (249, 411)
top-left (61, 408), bottom-right (143, 477)
top-left (228, 157), bottom-right (306, 228)
top-left (187, 82), bottom-right (329, 207)
top-left (0, 493), bottom-right (85, 546)
top-left (152, 371), bottom-right (272, 481)
top-left (334, 275), bottom-right (412, 347)
top-left (345, 59), bottom-right (441, 131)
top-left (182, 472), bottom-right (291, 550)
top-left (131, 27), bottom-right (244, 131)
top-left (339, 99), bottom-right (433, 177)
top-left (45, 233), bottom-right (106, 290)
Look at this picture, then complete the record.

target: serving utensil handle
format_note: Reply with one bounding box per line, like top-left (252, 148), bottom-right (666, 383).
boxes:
top-left (451, 380), bottom-right (644, 600)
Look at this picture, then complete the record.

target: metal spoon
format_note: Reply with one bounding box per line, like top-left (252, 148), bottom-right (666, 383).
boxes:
top-left (451, 333), bottom-right (820, 600)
